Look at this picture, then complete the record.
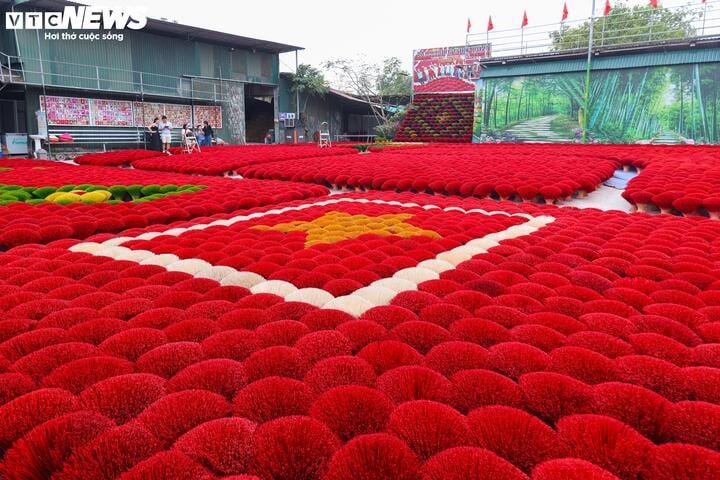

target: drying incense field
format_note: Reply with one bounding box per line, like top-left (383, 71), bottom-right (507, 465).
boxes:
top-left (1, 143), bottom-right (720, 479)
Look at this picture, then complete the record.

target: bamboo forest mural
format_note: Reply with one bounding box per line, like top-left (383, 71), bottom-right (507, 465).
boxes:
top-left (473, 63), bottom-right (720, 144)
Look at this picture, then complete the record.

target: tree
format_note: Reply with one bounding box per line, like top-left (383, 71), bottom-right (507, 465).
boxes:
top-left (377, 58), bottom-right (413, 98)
top-left (550, 2), bottom-right (698, 51)
top-left (323, 56), bottom-right (412, 130)
top-left (288, 64), bottom-right (329, 116)
top-left (375, 107), bottom-right (408, 141)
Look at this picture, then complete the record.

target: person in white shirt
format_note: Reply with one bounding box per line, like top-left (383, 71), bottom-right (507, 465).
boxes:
top-left (158, 115), bottom-right (173, 154)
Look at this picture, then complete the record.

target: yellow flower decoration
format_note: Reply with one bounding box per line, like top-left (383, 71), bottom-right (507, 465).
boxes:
top-left (253, 211), bottom-right (440, 247)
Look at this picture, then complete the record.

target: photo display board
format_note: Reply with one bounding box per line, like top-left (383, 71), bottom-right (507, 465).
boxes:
top-left (193, 105), bottom-right (223, 129)
top-left (40, 96), bottom-right (222, 128)
top-left (413, 44), bottom-right (491, 94)
top-left (91, 99), bottom-right (134, 127)
top-left (40, 96), bottom-right (91, 126)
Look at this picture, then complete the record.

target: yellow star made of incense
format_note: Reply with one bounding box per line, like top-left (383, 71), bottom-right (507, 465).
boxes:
top-left (252, 211), bottom-right (441, 247)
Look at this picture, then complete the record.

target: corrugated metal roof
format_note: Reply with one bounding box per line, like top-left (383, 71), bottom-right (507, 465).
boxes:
top-left (481, 47), bottom-right (720, 78)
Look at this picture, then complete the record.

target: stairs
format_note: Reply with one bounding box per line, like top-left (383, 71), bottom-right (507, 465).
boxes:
top-left (651, 132), bottom-right (682, 145)
top-left (395, 93), bottom-right (473, 143)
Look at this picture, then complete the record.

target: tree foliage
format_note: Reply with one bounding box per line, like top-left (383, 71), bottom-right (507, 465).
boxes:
top-left (375, 108), bottom-right (408, 141)
top-left (287, 64), bottom-right (329, 131)
top-left (550, 2), bottom-right (698, 51)
top-left (323, 57), bottom-right (411, 127)
top-left (377, 58), bottom-right (413, 98)
top-left (288, 64), bottom-right (329, 98)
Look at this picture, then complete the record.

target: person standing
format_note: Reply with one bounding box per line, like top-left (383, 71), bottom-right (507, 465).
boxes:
top-left (158, 115), bottom-right (173, 154)
top-left (202, 121), bottom-right (214, 146)
top-left (194, 124), bottom-right (206, 145)
top-left (147, 117), bottom-right (162, 152)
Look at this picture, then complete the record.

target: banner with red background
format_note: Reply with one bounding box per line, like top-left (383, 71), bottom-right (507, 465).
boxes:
top-left (413, 44), bottom-right (491, 94)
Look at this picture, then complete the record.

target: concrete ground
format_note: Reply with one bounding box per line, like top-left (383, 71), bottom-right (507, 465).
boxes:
top-left (301, 168), bottom-right (638, 213)
top-left (563, 185), bottom-right (634, 213)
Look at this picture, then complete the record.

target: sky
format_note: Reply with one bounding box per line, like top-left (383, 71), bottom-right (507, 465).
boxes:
top-left (84, 0), bottom-right (702, 79)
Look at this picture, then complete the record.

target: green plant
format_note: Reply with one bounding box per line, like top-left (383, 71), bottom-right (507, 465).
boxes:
top-left (374, 107), bottom-right (408, 141)
top-left (289, 64), bottom-right (330, 127)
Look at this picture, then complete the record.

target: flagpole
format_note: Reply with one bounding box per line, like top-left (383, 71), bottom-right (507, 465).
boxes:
top-left (582, 0), bottom-right (597, 144)
top-left (648, 3), bottom-right (656, 42)
top-left (702, 1), bottom-right (708, 36)
top-left (487, 16), bottom-right (493, 57)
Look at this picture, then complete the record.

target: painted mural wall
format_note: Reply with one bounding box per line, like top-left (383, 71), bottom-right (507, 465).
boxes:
top-left (473, 63), bottom-right (720, 144)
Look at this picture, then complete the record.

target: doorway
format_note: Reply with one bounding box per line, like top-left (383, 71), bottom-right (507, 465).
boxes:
top-left (0, 98), bottom-right (27, 134)
top-left (245, 84), bottom-right (274, 143)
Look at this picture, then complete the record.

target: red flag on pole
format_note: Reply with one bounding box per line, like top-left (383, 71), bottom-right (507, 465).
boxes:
top-left (649, 0), bottom-right (658, 7)
top-left (521, 11), bottom-right (528, 28)
top-left (487, 16), bottom-right (494, 31)
top-left (604, 0), bottom-right (612, 16)
top-left (467, 17), bottom-right (472, 33)
top-left (562, 2), bottom-right (569, 22)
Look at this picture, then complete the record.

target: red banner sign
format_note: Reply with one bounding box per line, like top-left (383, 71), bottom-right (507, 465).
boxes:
top-left (413, 44), bottom-right (491, 94)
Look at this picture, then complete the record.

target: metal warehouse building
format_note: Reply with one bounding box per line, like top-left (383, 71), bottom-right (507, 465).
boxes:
top-left (0, 0), bottom-right (302, 154)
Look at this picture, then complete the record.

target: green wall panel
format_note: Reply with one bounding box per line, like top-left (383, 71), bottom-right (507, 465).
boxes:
top-left (481, 47), bottom-right (720, 79)
top-left (10, 7), bottom-right (280, 97)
